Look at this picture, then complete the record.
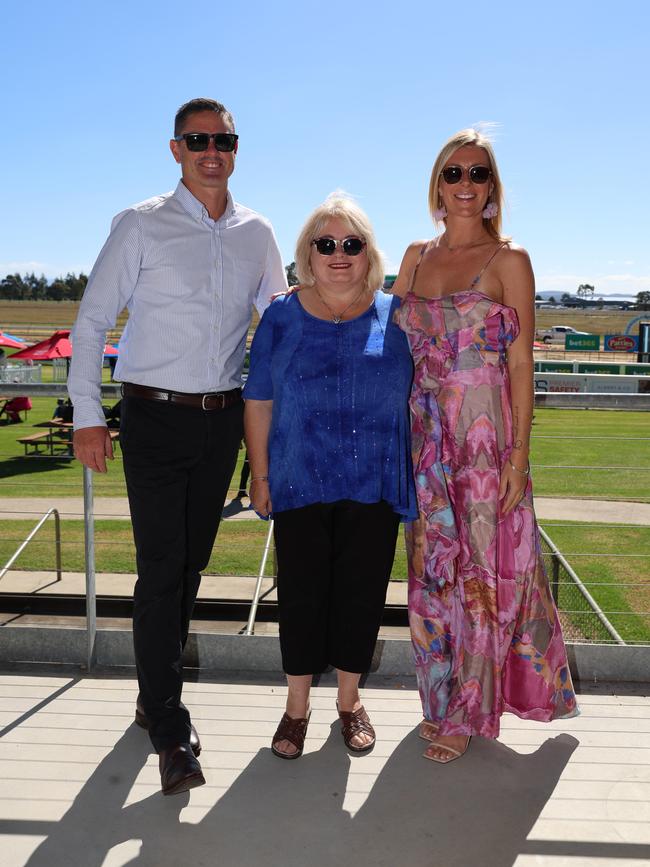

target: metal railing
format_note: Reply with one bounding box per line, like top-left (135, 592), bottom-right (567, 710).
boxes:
top-left (244, 519), bottom-right (276, 635)
top-left (539, 526), bottom-right (625, 644)
top-left (0, 507), bottom-right (62, 583)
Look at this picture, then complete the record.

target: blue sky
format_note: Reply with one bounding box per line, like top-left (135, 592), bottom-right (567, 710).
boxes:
top-left (2, 0), bottom-right (648, 298)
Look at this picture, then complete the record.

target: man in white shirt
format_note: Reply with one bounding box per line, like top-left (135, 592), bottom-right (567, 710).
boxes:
top-left (68, 98), bottom-right (286, 795)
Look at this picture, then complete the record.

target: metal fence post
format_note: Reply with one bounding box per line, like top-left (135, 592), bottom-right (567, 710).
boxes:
top-left (54, 507), bottom-right (62, 582)
top-left (83, 465), bottom-right (97, 671)
top-left (551, 553), bottom-right (560, 604)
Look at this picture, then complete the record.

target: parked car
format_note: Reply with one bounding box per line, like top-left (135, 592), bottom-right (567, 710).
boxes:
top-left (537, 325), bottom-right (591, 345)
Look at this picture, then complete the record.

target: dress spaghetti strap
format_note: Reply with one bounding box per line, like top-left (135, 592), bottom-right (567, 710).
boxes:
top-left (407, 241), bottom-right (432, 295)
top-left (468, 242), bottom-right (509, 290)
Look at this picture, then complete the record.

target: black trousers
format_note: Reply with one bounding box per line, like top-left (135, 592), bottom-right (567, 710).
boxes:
top-left (120, 394), bottom-right (243, 751)
top-left (273, 500), bottom-right (400, 676)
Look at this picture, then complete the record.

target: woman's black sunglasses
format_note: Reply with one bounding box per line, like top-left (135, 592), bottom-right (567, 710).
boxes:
top-left (312, 237), bottom-right (367, 256)
top-left (441, 165), bottom-right (491, 185)
top-left (174, 132), bottom-right (239, 152)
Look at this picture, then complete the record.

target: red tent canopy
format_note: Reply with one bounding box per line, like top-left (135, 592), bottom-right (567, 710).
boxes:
top-left (9, 330), bottom-right (118, 359)
top-left (10, 330), bottom-right (72, 360)
top-left (0, 332), bottom-right (27, 349)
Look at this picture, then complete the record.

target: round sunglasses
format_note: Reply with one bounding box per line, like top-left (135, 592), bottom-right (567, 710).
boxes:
top-left (441, 165), bottom-right (491, 185)
top-left (174, 132), bottom-right (239, 152)
top-left (312, 237), bottom-right (367, 256)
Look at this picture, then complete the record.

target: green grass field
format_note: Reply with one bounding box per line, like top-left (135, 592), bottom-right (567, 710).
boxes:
top-left (0, 396), bottom-right (247, 498)
top-left (530, 409), bottom-right (650, 501)
top-left (1, 401), bottom-right (648, 500)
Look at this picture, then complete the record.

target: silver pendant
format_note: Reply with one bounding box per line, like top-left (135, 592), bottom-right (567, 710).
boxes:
top-left (332, 316), bottom-right (342, 324)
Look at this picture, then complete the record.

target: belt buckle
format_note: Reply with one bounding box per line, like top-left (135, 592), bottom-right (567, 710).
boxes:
top-left (202, 393), bottom-right (225, 410)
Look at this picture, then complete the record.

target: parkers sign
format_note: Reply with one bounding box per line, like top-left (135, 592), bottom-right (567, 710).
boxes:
top-left (604, 334), bottom-right (639, 352)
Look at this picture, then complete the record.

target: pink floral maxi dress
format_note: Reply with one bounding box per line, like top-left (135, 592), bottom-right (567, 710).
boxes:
top-left (395, 257), bottom-right (578, 738)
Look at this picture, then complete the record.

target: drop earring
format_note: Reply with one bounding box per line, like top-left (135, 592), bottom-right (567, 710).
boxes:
top-left (482, 201), bottom-right (498, 219)
top-left (433, 202), bottom-right (447, 220)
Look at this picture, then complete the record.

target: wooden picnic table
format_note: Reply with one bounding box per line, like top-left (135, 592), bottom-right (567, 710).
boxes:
top-left (17, 420), bottom-right (119, 457)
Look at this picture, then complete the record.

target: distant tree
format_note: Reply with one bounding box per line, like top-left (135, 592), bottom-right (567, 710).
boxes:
top-left (1, 273), bottom-right (29, 299)
top-left (577, 283), bottom-right (595, 299)
top-left (285, 261), bottom-right (299, 287)
top-left (48, 280), bottom-right (68, 301)
top-left (23, 272), bottom-right (49, 301)
top-left (637, 291), bottom-right (650, 310)
top-left (535, 294), bottom-right (542, 301)
top-left (561, 293), bottom-right (573, 303)
top-left (548, 296), bottom-right (557, 305)
top-left (62, 272), bottom-right (88, 300)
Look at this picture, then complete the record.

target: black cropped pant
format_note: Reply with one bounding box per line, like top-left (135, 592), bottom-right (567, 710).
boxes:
top-left (120, 394), bottom-right (243, 751)
top-left (273, 500), bottom-right (400, 676)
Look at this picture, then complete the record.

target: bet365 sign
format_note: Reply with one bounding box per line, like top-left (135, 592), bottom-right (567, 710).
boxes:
top-left (565, 334), bottom-right (600, 350)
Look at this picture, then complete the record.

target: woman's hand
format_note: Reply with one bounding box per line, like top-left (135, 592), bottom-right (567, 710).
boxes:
top-left (249, 478), bottom-right (272, 519)
top-left (499, 459), bottom-right (528, 515)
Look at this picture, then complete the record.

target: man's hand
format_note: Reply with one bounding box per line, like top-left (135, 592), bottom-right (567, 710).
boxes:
top-left (73, 426), bottom-right (114, 473)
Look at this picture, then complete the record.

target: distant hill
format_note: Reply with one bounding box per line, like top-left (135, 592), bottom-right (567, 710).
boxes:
top-left (536, 290), bottom-right (638, 303)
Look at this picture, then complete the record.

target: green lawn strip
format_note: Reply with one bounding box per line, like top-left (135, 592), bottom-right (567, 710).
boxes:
top-left (539, 522), bottom-right (650, 643)
top-left (0, 519), bottom-right (274, 578)
top-left (1, 517), bottom-right (409, 582)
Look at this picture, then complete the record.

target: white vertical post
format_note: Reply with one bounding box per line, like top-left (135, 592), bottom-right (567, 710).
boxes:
top-left (83, 465), bottom-right (97, 670)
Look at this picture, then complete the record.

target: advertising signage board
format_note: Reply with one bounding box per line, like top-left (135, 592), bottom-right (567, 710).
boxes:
top-left (565, 334), bottom-right (600, 351)
top-left (577, 363), bottom-right (620, 374)
top-left (534, 372), bottom-right (650, 393)
top-left (604, 334), bottom-right (639, 352)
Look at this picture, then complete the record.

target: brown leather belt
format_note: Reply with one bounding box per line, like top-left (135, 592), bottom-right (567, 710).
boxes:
top-left (121, 382), bottom-right (242, 411)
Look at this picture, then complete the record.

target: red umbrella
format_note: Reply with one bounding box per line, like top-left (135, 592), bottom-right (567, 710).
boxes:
top-left (10, 330), bottom-right (117, 359)
top-left (0, 331), bottom-right (27, 349)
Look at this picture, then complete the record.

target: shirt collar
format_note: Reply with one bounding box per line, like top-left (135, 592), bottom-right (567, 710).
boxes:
top-left (173, 179), bottom-right (235, 223)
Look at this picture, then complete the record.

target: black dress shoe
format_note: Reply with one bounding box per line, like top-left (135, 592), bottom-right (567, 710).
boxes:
top-left (159, 743), bottom-right (205, 796)
top-left (135, 699), bottom-right (202, 757)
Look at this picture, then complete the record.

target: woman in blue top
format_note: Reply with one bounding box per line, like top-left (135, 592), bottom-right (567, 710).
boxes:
top-left (244, 195), bottom-right (417, 759)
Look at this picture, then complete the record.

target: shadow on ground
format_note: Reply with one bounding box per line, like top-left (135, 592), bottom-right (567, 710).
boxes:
top-left (11, 722), bottom-right (612, 867)
top-left (0, 456), bottom-right (74, 482)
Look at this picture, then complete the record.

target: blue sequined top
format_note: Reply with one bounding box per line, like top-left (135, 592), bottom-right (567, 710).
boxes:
top-left (244, 290), bottom-right (417, 520)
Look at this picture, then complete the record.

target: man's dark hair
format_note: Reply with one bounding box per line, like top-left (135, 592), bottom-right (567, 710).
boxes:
top-left (174, 98), bottom-right (235, 137)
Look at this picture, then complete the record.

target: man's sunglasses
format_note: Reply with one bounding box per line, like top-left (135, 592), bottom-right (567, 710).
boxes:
top-left (312, 237), bottom-right (366, 256)
top-left (174, 132), bottom-right (239, 152)
top-left (441, 165), bottom-right (491, 185)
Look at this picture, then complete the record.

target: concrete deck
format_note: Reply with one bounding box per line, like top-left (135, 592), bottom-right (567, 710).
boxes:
top-left (1, 672), bottom-right (650, 867)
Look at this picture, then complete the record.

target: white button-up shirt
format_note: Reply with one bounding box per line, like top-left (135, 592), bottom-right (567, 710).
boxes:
top-left (68, 181), bottom-right (287, 429)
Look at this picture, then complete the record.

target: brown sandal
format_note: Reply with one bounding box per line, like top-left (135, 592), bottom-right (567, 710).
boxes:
top-left (338, 704), bottom-right (376, 752)
top-left (271, 711), bottom-right (311, 760)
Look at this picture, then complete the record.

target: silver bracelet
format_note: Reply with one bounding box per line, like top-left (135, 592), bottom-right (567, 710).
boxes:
top-left (508, 460), bottom-right (530, 476)
top-left (250, 476), bottom-right (269, 482)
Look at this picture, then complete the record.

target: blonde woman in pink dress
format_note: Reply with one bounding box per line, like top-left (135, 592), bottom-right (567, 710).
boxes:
top-left (392, 129), bottom-right (578, 763)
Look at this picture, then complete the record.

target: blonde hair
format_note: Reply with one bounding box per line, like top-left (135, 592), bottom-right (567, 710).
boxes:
top-left (428, 128), bottom-right (506, 242)
top-left (295, 194), bottom-right (385, 293)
